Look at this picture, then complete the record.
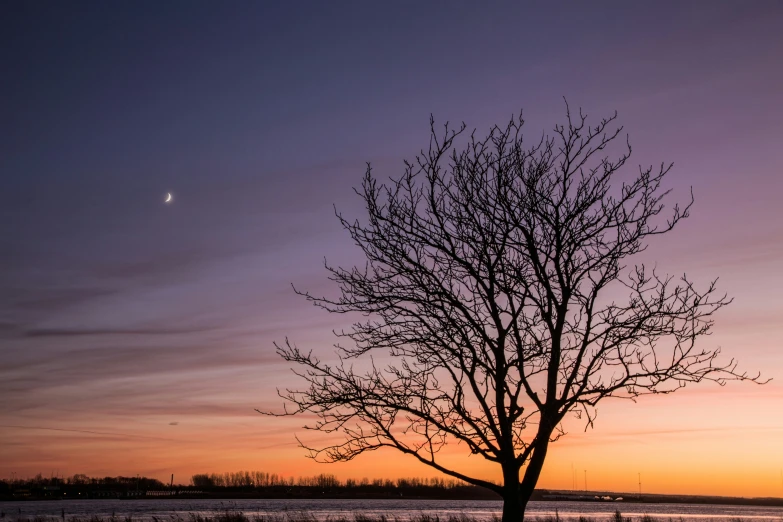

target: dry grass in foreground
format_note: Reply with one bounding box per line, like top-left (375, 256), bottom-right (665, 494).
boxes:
top-left (7, 512), bottom-right (775, 522)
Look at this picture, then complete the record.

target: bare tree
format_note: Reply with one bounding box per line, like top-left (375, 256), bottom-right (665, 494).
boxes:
top-left (263, 106), bottom-right (762, 521)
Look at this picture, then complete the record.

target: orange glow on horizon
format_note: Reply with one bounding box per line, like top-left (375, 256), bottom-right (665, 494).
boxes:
top-left (3, 381), bottom-right (782, 498)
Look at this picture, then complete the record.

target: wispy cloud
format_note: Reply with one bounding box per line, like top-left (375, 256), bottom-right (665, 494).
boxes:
top-left (0, 425), bottom-right (184, 442)
top-left (23, 326), bottom-right (221, 338)
top-left (9, 286), bottom-right (118, 312)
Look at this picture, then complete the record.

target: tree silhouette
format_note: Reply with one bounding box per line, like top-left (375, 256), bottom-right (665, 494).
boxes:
top-left (264, 106), bottom-right (762, 521)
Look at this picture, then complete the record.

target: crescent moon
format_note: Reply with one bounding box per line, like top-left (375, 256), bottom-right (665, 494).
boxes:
top-left (165, 193), bottom-right (172, 203)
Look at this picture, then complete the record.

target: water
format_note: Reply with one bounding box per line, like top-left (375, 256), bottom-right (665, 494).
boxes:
top-left (1, 499), bottom-right (782, 522)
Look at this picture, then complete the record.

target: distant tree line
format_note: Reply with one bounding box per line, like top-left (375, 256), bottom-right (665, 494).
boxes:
top-left (190, 471), bottom-right (469, 489)
top-left (1, 471), bottom-right (496, 501)
top-left (0, 472), bottom-right (468, 491)
top-left (1, 473), bottom-right (164, 489)
top-left (0, 474), bottom-right (170, 500)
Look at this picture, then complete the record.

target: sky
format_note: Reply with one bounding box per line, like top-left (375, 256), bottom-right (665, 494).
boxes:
top-left (1, 1), bottom-right (783, 498)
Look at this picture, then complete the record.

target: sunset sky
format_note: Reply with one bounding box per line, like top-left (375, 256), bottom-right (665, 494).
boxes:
top-left (1, 2), bottom-right (782, 498)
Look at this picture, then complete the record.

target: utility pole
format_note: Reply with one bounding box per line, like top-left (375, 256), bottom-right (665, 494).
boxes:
top-left (571, 463), bottom-right (575, 491)
top-left (638, 473), bottom-right (642, 497)
top-left (584, 470), bottom-right (587, 492)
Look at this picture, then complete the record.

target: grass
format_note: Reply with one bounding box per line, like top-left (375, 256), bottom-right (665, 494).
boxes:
top-left (5, 513), bottom-right (772, 522)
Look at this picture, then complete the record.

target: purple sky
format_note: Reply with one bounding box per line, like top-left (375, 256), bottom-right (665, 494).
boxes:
top-left (1, 1), bottom-right (782, 495)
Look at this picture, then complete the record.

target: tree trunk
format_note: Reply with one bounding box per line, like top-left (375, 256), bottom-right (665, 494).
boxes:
top-left (501, 464), bottom-right (525, 522)
top-left (501, 492), bottom-right (525, 522)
